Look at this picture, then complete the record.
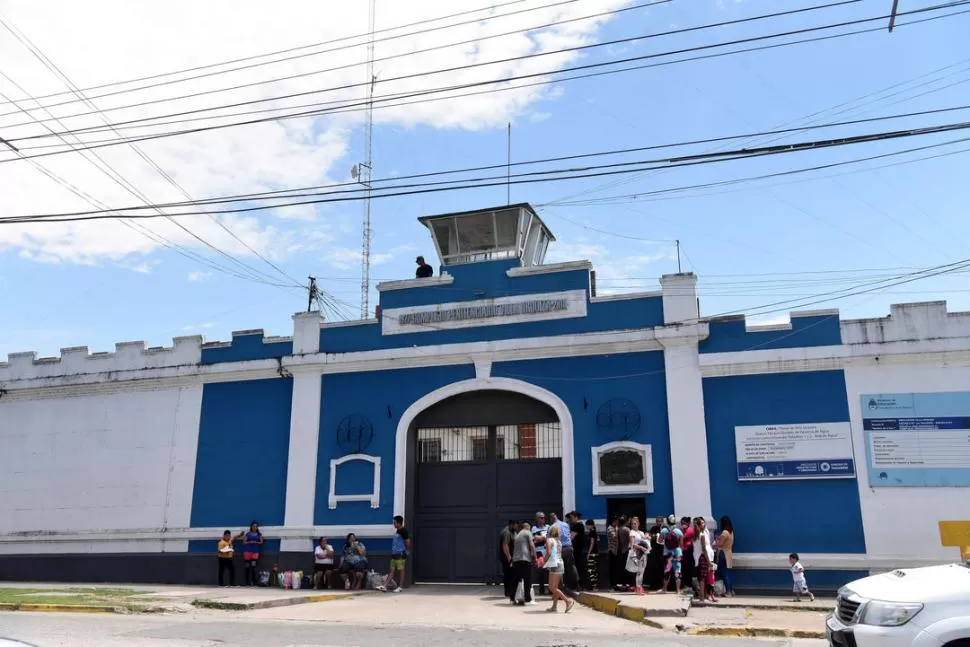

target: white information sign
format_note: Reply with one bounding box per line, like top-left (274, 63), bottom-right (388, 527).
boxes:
top-left (734, 422), bottom-right (856, 481)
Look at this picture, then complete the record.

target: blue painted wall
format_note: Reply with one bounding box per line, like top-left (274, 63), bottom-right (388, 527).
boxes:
top-left (314, 364), bottom-right (477, 526)
top-left (700, 314), bottom-right (841, 354)
top-left (190, 378), bottom-right (293, 527)
top-left (201, 333), bottom-right (293, 364)
top-left (491, 351), bottom-right (671, 521)
top-left (703, 370), bottom-right (865, 555)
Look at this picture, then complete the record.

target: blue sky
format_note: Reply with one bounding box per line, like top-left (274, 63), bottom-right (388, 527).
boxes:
top-left (0, 0), bottom-right (968, 357)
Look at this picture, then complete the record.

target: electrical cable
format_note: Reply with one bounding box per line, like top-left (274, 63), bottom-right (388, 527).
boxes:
top-left (4, 0), bottom-right (952, 140)
top-left (0, 0), bottom-right (671, 118)
top-left (7, 118), bottom-right (970, 223)
top-left (11, 102), bottom-right (968, 214)
top-left (4, 4), bottom-right (966, 169)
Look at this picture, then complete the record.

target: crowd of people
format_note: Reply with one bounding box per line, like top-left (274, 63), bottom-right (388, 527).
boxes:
top-left (215, 516), bottom-right (412, 592)
top-left (499, 512), bottom-right (738, 608)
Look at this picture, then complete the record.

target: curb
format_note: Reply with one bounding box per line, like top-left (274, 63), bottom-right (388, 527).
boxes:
top-left (685, 626), bottom-right (826, 639)
top-left (191, 592), bottom-right (351, 611)
top-left (576, 591), bottom-right (689, 626)
top-left (0, 602), bottom-right (119, 614)
top-left (692, 600), bottom-right (832, 613)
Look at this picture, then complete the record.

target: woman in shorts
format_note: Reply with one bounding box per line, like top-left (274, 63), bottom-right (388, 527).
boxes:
top-left (543, 525), bottom-right (574, 613)
top-left (313, 536), bottom-right (335, 589)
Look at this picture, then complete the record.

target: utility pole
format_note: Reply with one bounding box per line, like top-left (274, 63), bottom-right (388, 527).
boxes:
top-left (888, 0), bottom-right (900, 31)
top-left (506, 122), bottom-right (512, 205)
top-left (307, 276), bottom-right (318, 313)
top-left (676, 240), bottom-right (682, 273)
top-left (359, 0), bottom-right (377, 319)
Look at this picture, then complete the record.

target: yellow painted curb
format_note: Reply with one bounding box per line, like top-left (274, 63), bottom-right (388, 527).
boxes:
top-left (306, 593), bottom-right (352, 603)
top-left (688, 626), bottom-right (825, 639)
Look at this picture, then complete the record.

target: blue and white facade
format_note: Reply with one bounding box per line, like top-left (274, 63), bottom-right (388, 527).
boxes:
top-left (1, 204), bottom-right (968, 591)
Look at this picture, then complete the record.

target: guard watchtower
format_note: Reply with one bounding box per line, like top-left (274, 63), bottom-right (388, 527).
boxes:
top-left (419, 203), bottom-right (555, 268)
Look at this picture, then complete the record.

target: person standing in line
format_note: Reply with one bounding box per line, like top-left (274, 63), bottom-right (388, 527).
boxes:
top-left (313, 536), bottom-right (335, 589)
top-left (694, 518), bottom-right (717, 603)
top-left (789, 553), bottom-right (816, 602)
top-left (242, 521), bottom-right (264, 587)
top-left (647, 516), bottom-right (665, 590)
top-left (567, 511), bottom-right (588, 591)
top-left (659, 515), bottom-right (685, 596)
top-left (531, 512), bottom-right (549, 595)
top-left (680, 516), bottom-right (696, 596)
top-left (717, 516), bottom-right (735, 597)
top-left (511, 521), bottom-right (537, 606)
top-left (584, 519), bottom-right (600, 591)
top-left (499, 519), bottom-right (517, 599)
top-left (543, 524), bottom-right (574, 613)
top-left (616, 515), bottom-right (631, 591)
top-left (607, 517), bottom-right (620, 590)
top-left (625, 516), bottom-right (650, 595)
top-left (217, 529), bottom-right (244, 587)
top-left (549, 512), bottom-right (579, 595)
top-left (380, 515), bottom-right (411, 592)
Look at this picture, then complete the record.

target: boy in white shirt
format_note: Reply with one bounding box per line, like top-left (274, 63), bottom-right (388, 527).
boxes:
top-left (789, 553), bottom-right (815, 602)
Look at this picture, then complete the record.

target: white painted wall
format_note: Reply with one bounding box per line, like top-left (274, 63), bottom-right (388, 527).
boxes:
top-left (842, 302), bottom-right (970, 568)
top-left (0, 386), bottom-right (203, 540)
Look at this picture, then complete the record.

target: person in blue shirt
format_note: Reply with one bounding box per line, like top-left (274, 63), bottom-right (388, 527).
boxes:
top-left (242, 521), bottom-right (264, 587)
top-left (549, 512), bottom-right (579, 594)
top-left (380, 515), bottom-right (411, 593)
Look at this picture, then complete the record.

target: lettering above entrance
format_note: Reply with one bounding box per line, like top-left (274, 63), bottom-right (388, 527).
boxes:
top-left (381, 289), bottom-right (588, 335)
top-left (591, 441), bottom-right (654, 495)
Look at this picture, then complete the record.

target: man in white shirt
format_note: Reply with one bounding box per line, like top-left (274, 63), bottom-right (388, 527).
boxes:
top-left (314, 536), bottom-right (335, 589)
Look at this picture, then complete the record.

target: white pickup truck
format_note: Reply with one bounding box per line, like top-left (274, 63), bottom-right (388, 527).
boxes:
top-left (827, 561), bottom-right (970, 647)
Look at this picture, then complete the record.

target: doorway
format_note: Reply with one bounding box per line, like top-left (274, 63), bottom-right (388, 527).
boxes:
top-left (606, 496), bottom-right (646, 526)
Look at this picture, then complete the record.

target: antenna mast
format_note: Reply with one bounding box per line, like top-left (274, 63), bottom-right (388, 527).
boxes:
top-left (359, 0), bottom-right (377, 319)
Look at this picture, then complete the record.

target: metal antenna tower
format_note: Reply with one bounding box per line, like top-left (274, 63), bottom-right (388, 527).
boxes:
top-left (358, 0), bottom-right (377, 319)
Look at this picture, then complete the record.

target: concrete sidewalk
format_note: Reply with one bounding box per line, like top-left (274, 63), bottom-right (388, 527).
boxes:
top-left (576, 589), bottom-right (831, 638)
top-left (0, 581), bottom-right (359, 613)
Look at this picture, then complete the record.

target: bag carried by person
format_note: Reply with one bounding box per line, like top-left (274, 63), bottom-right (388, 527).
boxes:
top-left (514, 580), bottom-right (525, 603)
top-left (664, 530), bottom-right (681, 550)
top-left (258, 570), bottom-right (271, 587)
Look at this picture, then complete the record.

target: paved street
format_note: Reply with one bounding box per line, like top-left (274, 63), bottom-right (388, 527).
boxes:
top-left (0, 611), bottom-right (827, 647)
top-left (0, 586), bottom-right (827, 647)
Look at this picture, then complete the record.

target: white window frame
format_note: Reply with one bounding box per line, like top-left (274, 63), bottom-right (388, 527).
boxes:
top-left (329, 453), bottom-right (382, 509)
top-left (591, 441), bottom-right (654, 495)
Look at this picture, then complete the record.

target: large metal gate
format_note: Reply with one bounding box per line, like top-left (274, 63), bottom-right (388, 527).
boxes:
top-left (413, 422), bottom-right (562, 583)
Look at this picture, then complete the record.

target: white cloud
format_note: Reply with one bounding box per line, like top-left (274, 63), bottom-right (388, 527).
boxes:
top-left (546, 238), bottom-right (677, 295)
top-left (188, 271), bottom-right (212, 282)
top-left (0, 0), bottom-right (636, 267)
top-left (529, 111), bottom-right (552, 123)
top-left (181, 321), bottom-right (216, 331)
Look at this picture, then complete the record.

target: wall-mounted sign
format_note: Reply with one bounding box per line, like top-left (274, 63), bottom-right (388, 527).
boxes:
top-left (381, 289), bottom-right (587, 335)
top-left (862, 392), bottom-right (970, 487)
top-left (734, 422), bottom-right (855, 481)
top-left (591, 441), bottom-right (654, 495)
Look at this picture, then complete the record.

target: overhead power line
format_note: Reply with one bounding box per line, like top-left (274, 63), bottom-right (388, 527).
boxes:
top-left (7, 103), bottom-right (969, 216)
top-left (2, 3), bottom-right (966, 167)
top-left (2, 0), bottom-right (947, 140)
top-left (0, 0), bottom-right (671, 118)
top-left (6, 122), bottom-right (970, 224)
top-left (0, 0), bottom-right (563, 107)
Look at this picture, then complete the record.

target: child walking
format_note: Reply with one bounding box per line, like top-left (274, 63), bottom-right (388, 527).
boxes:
top-left (789, 553), bottom-right (815, 602)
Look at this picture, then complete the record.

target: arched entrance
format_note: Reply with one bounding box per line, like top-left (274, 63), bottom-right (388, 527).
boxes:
top-left (394, 378), bottom-right (574, 583)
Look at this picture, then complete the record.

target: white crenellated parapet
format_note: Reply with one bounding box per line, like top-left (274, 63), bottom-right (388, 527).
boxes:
top-left (841, 301), bottom-right (970, 345)
top-left (0, 336), bottom-right (203, 383)
top-left (660, 273), bottom-right (699, 324)
top-left (291, 311), bottom-right (324, 355)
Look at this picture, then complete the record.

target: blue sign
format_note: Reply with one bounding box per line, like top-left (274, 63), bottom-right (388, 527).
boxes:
top-left (862, 392), bottom-right (970, 487)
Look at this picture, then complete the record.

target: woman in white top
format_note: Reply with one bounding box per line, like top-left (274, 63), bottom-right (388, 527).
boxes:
top-left (625, 516), bottom-right (650, 595)
top-left (543, 524), bottom-right (574, 613)
top-left (313, 536), bottom-right (334, 590)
